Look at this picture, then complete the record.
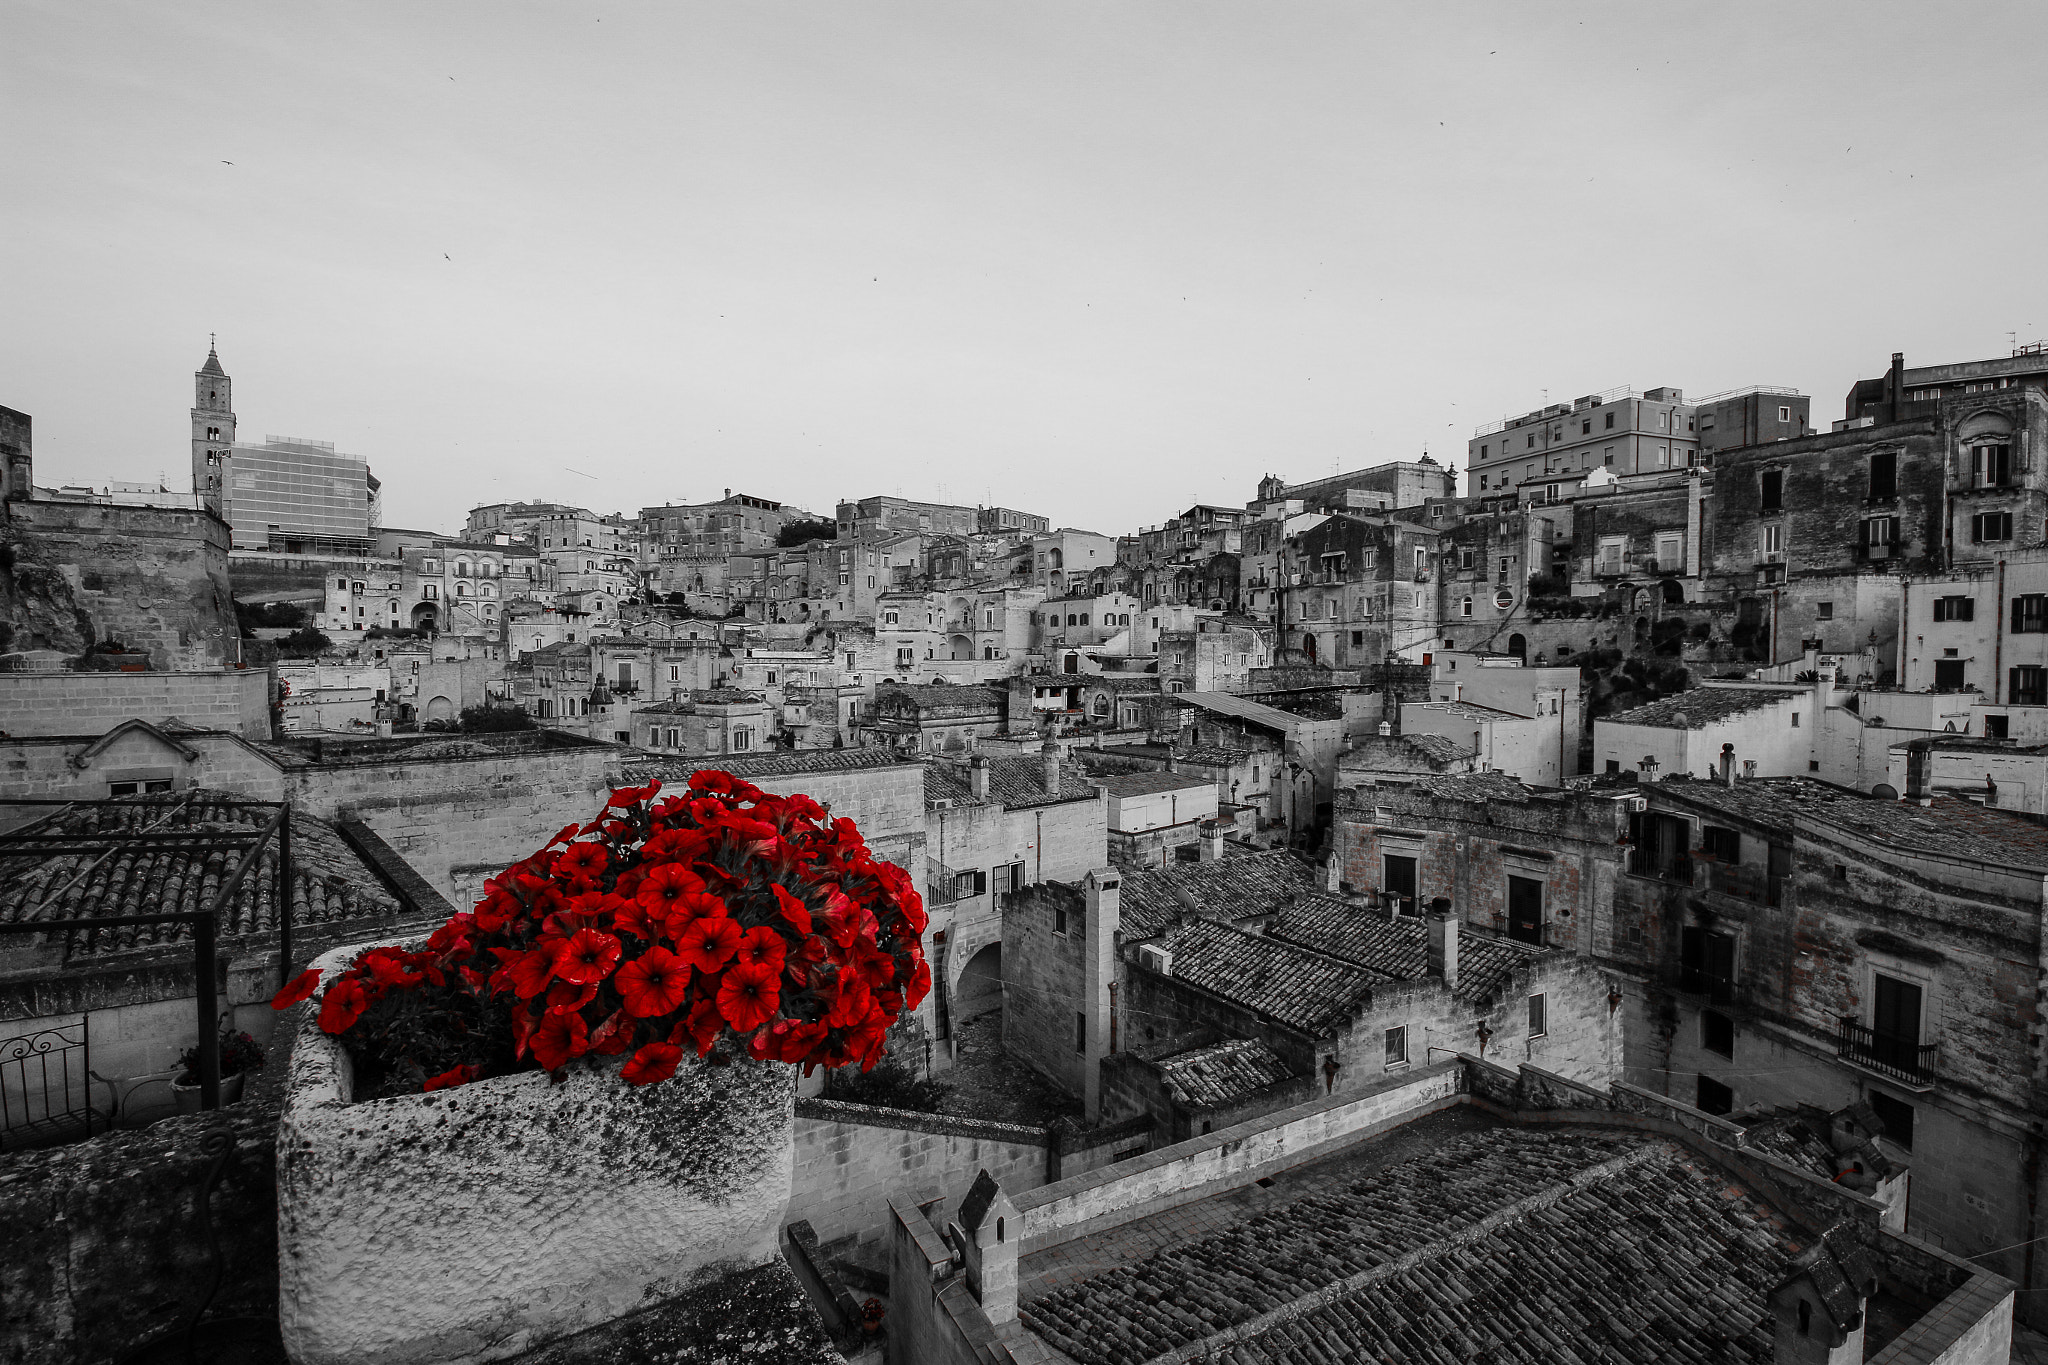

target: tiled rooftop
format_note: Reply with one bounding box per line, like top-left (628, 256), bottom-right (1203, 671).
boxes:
top-left (1606, 685), bottom-right (1802, 729)
top-left (1264, 895), bottom-right (1547, 1007)
top-left (0, 792), bottom-right (404, 958)
top-left (1156, 1038), bottom-right (1296, 1109)
top-left (1398, 732), bottom-right (1475, 765)
top-left (923, 757), bottom-right (1101, 809)
top-left (1655, 776), bottom-right (2048, 869)
top-left (875, 682), bottom-right (1003, 709)
top-left (1096, 770), bottom-right (1216, 799)
top-left (1020, 1127), bottom-right (1800, 1365)
top-left (625, 748), bottom-right (913, 781)
top-left (1118, 850), bottom-right (1322, 938)
top-left (1147, 918), bottom-right (1378, 1036)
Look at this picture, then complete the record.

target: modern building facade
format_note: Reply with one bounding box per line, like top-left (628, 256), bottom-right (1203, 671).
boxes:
top-left (1466, 385), bottom-right (1696, 498)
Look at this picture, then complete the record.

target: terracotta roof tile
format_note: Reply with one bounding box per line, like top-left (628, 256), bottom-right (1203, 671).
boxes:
top-left (923, 757), bottom-right (1099, 809)
top-left (1156, 1039), bottom-right (1296, 1108)
top-left (1118, 851), bottom-right (1322, 938)
top-left (1264, 895), bottom-right (1548, 1008)
top-left (1150, 918), bottom-right (1377, 1035)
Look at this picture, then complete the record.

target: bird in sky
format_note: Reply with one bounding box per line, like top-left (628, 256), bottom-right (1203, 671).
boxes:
top-left (444, 253), bottom-right (451, 261)
top-left (221, 160), bottom-right (233, 165)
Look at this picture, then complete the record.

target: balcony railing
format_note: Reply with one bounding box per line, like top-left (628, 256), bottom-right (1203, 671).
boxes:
top-left (1837, 1019), bottom-right (1937, 1085)
top-left (1625, 849), bottom-right (1694, 884)
top-left (1675, 967), bottom-right (1735, 1007)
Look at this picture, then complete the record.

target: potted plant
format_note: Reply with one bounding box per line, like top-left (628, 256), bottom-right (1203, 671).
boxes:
top-left (273, 770), bottom-right (928, 1365)
top-left (171, 1027), bottom-right (265, 1112)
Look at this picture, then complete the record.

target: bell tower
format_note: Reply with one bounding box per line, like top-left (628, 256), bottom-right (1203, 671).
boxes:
top-left (191, 337), bottom-right (235, 516)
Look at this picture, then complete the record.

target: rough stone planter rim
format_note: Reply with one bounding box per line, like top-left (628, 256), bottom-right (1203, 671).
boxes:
top-left (277, 936), bottom-right (798, 1365)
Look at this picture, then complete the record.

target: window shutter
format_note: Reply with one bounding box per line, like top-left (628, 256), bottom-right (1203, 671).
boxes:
top-left (2016, 598), bottom-right (2027, 633)
top-left (972, 870), bottom-right (988, 897)
top-left (2012, 667), bottom-right (2022, 702)
top-left (1961, 598), bottom-right (1975, 622)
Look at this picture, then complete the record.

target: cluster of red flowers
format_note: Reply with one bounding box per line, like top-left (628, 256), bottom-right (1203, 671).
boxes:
top-left (272, 771), bottom-right (929, 1091)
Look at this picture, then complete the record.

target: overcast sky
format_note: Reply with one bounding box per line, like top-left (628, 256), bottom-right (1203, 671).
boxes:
top-left (6, 2), bottom-right (2045, 535)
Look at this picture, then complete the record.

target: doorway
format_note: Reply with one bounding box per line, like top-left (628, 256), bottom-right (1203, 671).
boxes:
top-left (1383, 854), bottom-right (1418, 917)
top-left (1507, 876), bottom-right (1544, 944)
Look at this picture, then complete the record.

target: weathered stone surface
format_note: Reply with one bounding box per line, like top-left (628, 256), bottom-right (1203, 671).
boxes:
top-left (277, 940), bottom-right (798, 1365)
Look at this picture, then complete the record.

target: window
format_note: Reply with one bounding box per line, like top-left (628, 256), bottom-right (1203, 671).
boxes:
top-left (1760, 524), bottom-right (1783, 558)
top-left (1459, 596), bottom-right (1473, 617)
top-left (1791, 711), bottom-right (1800, 727)
top-left (1974, 511), bottom-right (2013, 542)
top-left (2011, 667), bottom-right (2047, 705)
top-left (1702, 1010), bottom-right (1735, 1059)
top-left (1527, 994), bottom-right (1546, 1037)
top-left (1867, 1091), bottom-right (1914, 1150)
top-left (1973, 443), bottom-right (2012, 488)
top-left (1932, 596), bottom-right (1974, 622)
top-left (1460, 549), bottom-right (1475, 570)
top-left (1860, 516), bottom-right (1898, 550)
top-left (1384, 1026), bottom-right (1408, 1068)
top-left (1053, 900), bottom-right (1068, 935)
top-left (1382, 853), bottom-right (1419, 916)
top-left (1605, 412), bottom-right (1615, 429)
top-left (2013, 595), bottom-right (2048, 634)
top-left (1596, 536), bottom-right (1626, 576)
top-left (1074, 1012), bottom-right (1087, 1055)
top-left (1581, 419), bottom-right (1591, 435)
top-left (1696, 1076), bottom-right (1734, 1116)
top-left (1759, 470), bottom-right (1783, 512)
top-left (1985, 714), bottom-right (2010, 739)
top-left (1868, 451), bottom-right (1897, 500)
top-left (1700, 826), bottom-right (1740, 862)
top-left (1679, 926), bottom-right (1736, 1003)
top-left (1778, 405), bottom-right (1792, 423)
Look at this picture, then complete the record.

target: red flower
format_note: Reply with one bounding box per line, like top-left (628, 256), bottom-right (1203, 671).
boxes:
top-left (676, 915), bottom-right (742, 972)
top-left (608, 781), bottom-right (662, 810)
top-left (820, 972), bottom-right (871, 1028)
top-left (616, 946), bottom-right (691, 1018)
top-left (637, 862), bottom-right (708, 913)
top-left (531, 1008), bottom-right (589, 1071)
top-left (717, 962), bottom-right (782, 1032)
top-left (622, 1041), bottom-right (683, 1085)
top-left (679, 997), bottom-right (725, 1057)
top-left (847, 1012), bottom-right (890, 1071)
top-left (588, 1008), bottom-right (636, 1055)
top-left (496, 943), bottom-right (561, 1000)
top-left (661, 892), bottom-right (728, 939)
top-left (271, 968), bottom-right (321, 1010)
top-left (545, 979), bottom-right (598, 1015)
top-left (821, 891), bottom-right (878, 949)
top-left (423, 1063), bottom-right (481, 1092)
top-left (317, 977), bottom-right (369, 1034)
top-left (848, 939), bottom-right (896, 989)
top-left (772, 885), bottom-right (813, 936)
top-left (555, 929), bottom-right (622, 986)
top-left (905, 956), bottom-right (932, 1008)
top-left (733, 925), bottom-right (788, 974)
top-left (362, 948), bottom-right (427, 989)
top-left (547, 822), bottom-right (584, 847)
top-left (557, 839), bottom-right (602, 879)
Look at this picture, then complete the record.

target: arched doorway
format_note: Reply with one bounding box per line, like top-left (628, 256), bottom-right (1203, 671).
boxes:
top-left (1662, 579), bottom-right (1685, 605)
top-left (954, 942), bottom-right (1003, 1021)
top-left (423, 695), bottom-right (455, 724)
top-left (411, 603), bottom-right (438, 632)
top-left (1303, 632), bottom-right (1318, 663)
top-left (1508, 633), bottom-right (1526, 661)
top-left (950, 633), bottom-right (973, 660)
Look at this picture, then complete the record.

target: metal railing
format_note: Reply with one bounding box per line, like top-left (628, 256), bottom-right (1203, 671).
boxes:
top-left (0, 1018), bottom-right (96, 1150)
top-left (1689, 384), bottom-right (1803, 405)
top-left (1838, 1019), bottom-right (1937, 1084)
top-left (1675, 967), bottom-right (1736, 1007)
top-left (1625, 849), bottom-right (1694, 884)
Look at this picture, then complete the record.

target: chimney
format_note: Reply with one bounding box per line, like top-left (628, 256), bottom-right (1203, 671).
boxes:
top-left (1041, 743), bottom-right (1061, 794)
top-left (1886, 351), bottom-right (1905, 423)
top-left (970, 755), bottom-right (989, 801)
top-left (1081, 869), bottom-right (1122, 1121)
top-left (1378, 720), bottom-right (1393, 737)
top-left (1198, 818), bottom-right (1225, 862)
top-left (955, 1169), bottom-right (1020, 1324)
top-left (1719, 743), bottom-right (1736, 788)
top-left (1904, 741), bottom-right (1933, 803)
top-left (1426, 899), bottom-right (1458, 990)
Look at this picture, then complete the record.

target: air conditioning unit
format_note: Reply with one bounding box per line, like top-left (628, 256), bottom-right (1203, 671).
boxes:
top-left (1137, 944), bottom-right (1174, 977)
top-left (1626, 796), bottom-right (1649, 813)
top-left (1290, 574), bottom-right (1303, 586)
top-left (929, 798), bottom-right (953, 811)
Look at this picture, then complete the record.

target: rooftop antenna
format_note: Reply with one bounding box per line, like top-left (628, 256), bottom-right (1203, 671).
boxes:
top-left (2010, 330), bottom-right (2020, 355)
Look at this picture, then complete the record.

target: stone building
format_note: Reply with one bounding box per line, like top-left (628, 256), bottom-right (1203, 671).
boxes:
top-left (920, 752), bottom-right (1105, 1064)
top-left (1466, 385), bottom-right (1698, 498)
top-left (863, 680), bottom-right (1006, 753)
top-left (1612, 772), bottom-right (2048, 1318)
top-left (1251, 458), bottom-right (1455, 515)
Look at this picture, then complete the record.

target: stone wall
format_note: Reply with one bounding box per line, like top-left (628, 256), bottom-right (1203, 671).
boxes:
top-left (1001, 883), bottom-right (1093, 1098)
top-left (1013, 1061), bottom-right (1462, 1255)
top-left (0, 668), bottom-right (271, 740)
top-left (4, 499), bottom-right (239, 670)
top-left (0, 1097), bottom-right (280, 1365)
top-left (0, 730), bottom-right (286, 809)
top-left (788, 1097), bottom-right (1048, 1248)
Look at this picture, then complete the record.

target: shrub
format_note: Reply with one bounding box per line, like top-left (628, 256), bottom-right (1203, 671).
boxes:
top-left (823, 1051), bottom-right (950, 1113)
top-left (176, 1028), bottom-right (266, 1084)
top-left (458, 704), bottom-right (535, 733)
top-left (276, 627), bottom-right (332, 658)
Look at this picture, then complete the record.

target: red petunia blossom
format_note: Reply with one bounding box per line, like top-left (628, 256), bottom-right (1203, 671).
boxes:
top-left (820, 891), bottom-right (878, 949)
top-left (733, 925), bottom-right (788, 974)
top-left (847, 939), bottom-right (896, 989)
top-left (554, 929), bottom-right (623, 986)
top-left (846, 1012), bottom-right (890, 1071)
top-left (607, 781), bottom-right (661, 810)
top-left (661, 892), bottom-right (728, 939)
top-left (622, 1041), bottom-right (683, 1086)
top-left (498, 943), bottom-right (561, 1000)
top-left (615, 946), bottom-right (691, 1018)
top-left (271, 968), bottom-right (321, 1010)
top-left (361, 948), bottom-right (427, 989)
top-left (588, 1008), bottom-right (636, 1055)
top-left (675, 915), bottom-right (743, 972)
top-left (819, 971), bottom-right (871, 1029)
top-left (423, 1063), bottom-right (481, 1092)
top-left (637, 862), bottom-right (708, 913)
top-left (317, 977), bottom-right (369, 1034)
top-left (905, 957), bottom-right (933, 1009)
top-left (771, 885), bottom-right (813, 936)
top-left (678, 997), bottom-right (725, 1057)
top-left (545, 979), bottom-right (598, 1016)
top-left (556, 841), bottom-right (609, 877)
top-left (531, 1008), bottom-right (589, 1070)
top-left (547, 822), bottom-right (584, 847)
top-left (717, 962), bottom-right (781, 1032)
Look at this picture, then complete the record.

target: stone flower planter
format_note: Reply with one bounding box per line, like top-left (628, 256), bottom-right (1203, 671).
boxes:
top-left (277, 940), bottom-right (797, 1365)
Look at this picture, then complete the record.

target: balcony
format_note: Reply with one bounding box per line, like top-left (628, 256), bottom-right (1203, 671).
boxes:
top-left (1696, 859), bottom-right (1776, 905)
top-left (1674, 967), bottom-right (1736, 1008)
top-left (1837, 1019), bottom-right (1937, 1088)
top-left (1625, 849), bottom-right (1694, 885)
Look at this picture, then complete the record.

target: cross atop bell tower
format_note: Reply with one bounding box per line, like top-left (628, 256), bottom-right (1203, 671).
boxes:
top-left (191, 337), bottom-right (235, 516)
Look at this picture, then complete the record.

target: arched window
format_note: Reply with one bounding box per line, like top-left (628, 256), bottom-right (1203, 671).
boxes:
top-left (1120, 613), bottom-right (1130, 626)
top-left (1092, 695), bottom-right (1109, 716)
top-left (1080, 614), bottom-right (1090, 626)
top-left (455, 561), bottom-right (471, 577)
top-left (455, 581), bottom-right (470, 597)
